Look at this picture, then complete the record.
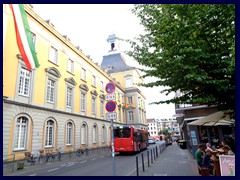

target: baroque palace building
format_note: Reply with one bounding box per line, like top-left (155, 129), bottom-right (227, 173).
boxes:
top-left (3, 4), bottom-right (147, 161)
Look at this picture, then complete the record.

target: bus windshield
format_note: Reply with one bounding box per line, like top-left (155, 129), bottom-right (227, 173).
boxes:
top-left (114, 127), bottom-right (131, 138)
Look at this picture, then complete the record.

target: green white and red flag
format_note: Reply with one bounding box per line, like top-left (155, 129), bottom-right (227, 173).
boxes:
top-left (9, 4), bottom-right (40, 71)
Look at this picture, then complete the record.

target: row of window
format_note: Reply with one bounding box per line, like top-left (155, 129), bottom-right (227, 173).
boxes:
top-left (31, 31), bottom-right (130, 105)
top-left (18, 66), bottom-right (137, 121)
top-left (14, 116), bottom-right (108, 151)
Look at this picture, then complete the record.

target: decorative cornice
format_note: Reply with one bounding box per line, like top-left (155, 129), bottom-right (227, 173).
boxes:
top-left (45, 67), bottom-right (61, 78)
top-left (90, 90), bottom-right (98, 96)
top-left (126, 106), bottom-right (135, 110)
top-left (79, 84), bottom-right (89, 91)
top-left (65, 77), bottom-right (77, 86)
top-left (99, 94), bottom-right (105, 99)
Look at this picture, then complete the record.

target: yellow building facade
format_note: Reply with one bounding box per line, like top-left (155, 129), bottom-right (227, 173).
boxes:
top-left (3, 4), bottom-right (147, 161)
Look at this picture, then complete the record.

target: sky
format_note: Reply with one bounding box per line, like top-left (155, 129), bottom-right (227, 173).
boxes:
top-left (32, 4), bottom-right (176, 119)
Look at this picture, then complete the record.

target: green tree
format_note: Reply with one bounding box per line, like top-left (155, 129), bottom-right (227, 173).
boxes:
top-left (159, 128), bottom-right (169, 136)
top-left (127, 4), bottom-right (235, 116)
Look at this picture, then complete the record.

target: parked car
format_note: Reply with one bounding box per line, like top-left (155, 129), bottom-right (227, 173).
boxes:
top-left (148, 138), bottom-right (156, 144)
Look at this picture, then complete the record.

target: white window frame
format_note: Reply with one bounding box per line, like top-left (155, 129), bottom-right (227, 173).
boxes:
top-left (66, 86), bottom-right (72, 108)
top-left (45, 120), bottom-right (54, 147)
top-left (127, 97), bottom-right (133, 104)
top-left (46, 78), bottom-right (55, 103)
top-left (18, 68), bottom-right (31, 96)
top-left (67, 59), bottom-right (74, 74)
top-left (92, 75), bottom-right (96, 87)
top-left (93, 125), bottom-right (97, 144)
top-left (80, 92), bottom-right (86, 112)
top-left (100, 100), bottom-right (104, 118)
top-left (101, 125), bottom-right (106, 143)
top-left (128, 111), bottom-right (134, 121)
top-left (118, 108), bottom-right (121, 122)
top-left (125, 77), bottom-right (132, 88)
top-left (81, 124), bottom-right (86, 145)
top-left (81, 68), bottom-right (86, 81)
top-left (49, 46), bottom-right (58, 64)
top-left (14, 116), bottom-right (28, 150)
top-left (91, 96), bottom-right (96, 115)
top-left (66, 121), bottom-right (73, 145)
top-left (100, 81), bottom-right (104, 91)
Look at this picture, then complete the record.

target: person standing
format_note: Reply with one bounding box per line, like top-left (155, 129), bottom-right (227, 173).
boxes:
top-left (195, 144), bottom-right (205, 166)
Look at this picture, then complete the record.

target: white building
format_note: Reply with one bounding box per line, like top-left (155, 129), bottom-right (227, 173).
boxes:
top-left (147, 118), bottom-right (158, 137)
top-left (147, 117), bottom-right (180, 137)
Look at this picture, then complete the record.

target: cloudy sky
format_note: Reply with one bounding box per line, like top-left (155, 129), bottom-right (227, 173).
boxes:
top-left (32, 4), bottom-right (176, 118)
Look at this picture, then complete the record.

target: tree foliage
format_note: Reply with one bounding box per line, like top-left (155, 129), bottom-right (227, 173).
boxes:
top-left (127, 4), bottom-right (235, 113)
top-left (159, 128), bottom-right (169, 136)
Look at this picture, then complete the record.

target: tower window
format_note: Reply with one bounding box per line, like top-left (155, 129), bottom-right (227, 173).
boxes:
top-left (111, 43), bottom-right (115, 51)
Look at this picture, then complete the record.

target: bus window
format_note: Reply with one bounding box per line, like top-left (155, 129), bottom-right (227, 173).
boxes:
top-left (122, 128), bottom-right (130, 138)
top-left (114, 129), bottom-right (121, 138)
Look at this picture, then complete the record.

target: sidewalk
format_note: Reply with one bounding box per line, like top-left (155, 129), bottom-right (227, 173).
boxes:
top-left (135, 142), bottom-right (199, 176)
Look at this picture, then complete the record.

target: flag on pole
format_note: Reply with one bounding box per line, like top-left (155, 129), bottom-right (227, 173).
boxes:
top-left (9, 4), bottom-right (40, 71)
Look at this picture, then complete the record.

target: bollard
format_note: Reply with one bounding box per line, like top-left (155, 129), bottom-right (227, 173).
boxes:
top-left (147, 150), bottom-right (150, 167)
top-left (151, 149), bottom-right (153, 163)
top-left (156, 146), bottom-right (158, 157)
top-left (153, 148), bottom-right (156, 160)
top-left (141, 153), bottom-right (145, 172)
top-left (136, 156), bottom-right (139, 176)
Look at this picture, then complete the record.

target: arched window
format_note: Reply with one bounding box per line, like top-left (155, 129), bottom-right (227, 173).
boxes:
top-left (66, 121), bottom-right (73, 145)
top-left (102, 125), bottom-right (106, 143)
top-left (45, 120), bottom-right (54, 147)
top-left (93, 125), bottom-right (97, 144)
top-left (14, 116), bottom-right (28, 150)
top-left (81, 124), bottom-right (87, 145)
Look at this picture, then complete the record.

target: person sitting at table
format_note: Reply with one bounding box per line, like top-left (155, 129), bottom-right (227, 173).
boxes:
top-left (216, 140), bottom-right (231, 154)
top-left (206, 142), bottom-right (214, 152)
top-left (195, 144), bottom-right (205, 166)
top-left (202, 149), bottom-right (214, 174)
top-left (223, 145), bottom-right (235, 155)
top-left (221, 141), bottom-right (230, 149)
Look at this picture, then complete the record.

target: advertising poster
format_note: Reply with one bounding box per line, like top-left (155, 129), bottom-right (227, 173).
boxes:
top-left (191, 138), bottom-right (198, 145)
top-left (190, 131), bottom-right (196, 138)
top-left (219, 155), bottom-right (235, 176)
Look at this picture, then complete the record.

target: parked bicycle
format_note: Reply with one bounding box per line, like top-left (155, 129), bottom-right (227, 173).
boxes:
top-left (45, 152), bottom-right (55, 163)
top-left (76, 146), bottom-right (88, 157)
top-left (36, 150), bottom-right (46, 164)
top-left (24, 152), bottom-right (36, 165)
top-left (56, 147), bottom-right (63, 161)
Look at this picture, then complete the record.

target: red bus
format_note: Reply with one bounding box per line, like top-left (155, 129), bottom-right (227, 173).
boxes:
top-left (113, 125), bottom-right (149, 152)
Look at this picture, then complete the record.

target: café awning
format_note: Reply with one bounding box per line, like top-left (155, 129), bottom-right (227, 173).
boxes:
top-left (188, 111), bottom-right (235, 126)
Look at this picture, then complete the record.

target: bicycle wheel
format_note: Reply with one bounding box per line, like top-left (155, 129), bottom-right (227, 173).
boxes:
top-left (76, 149), bottom-right (82, 157)
top-left (39, 155), bottom-right (46, 164)
top-left (85, 149), bottom-right (89, 156)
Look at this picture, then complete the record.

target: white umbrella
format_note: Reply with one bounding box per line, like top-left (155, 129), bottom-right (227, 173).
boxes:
top-left (188, 111), bottom-right (235, 126)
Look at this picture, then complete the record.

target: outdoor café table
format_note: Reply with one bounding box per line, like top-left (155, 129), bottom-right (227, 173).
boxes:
top-left (213, 159), bottom-right (221, 176)
top-left (211, 151), bottom-right (223, 176)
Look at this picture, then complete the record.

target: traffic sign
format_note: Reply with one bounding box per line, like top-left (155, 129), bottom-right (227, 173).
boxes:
top-left (105, 93), bottom-right (116, 101)
top-left (106, 112), bottom-right (117, 120)
top-left (105, 100), bottom-right (116, 112)
top-left (105, 82), bottom-right (116, 94)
